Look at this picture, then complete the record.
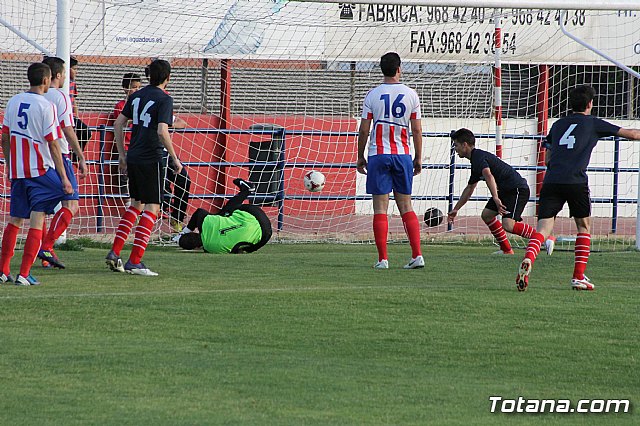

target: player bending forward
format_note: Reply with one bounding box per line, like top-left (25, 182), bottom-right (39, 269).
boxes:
top-left (516, 85), bottom-right (640, 291)
top-left (177, 179), bottom-right (272, 254)
top-left (448, 128), bottom-right (536, 254)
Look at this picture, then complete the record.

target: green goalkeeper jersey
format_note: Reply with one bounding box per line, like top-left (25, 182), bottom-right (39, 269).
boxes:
top-left (200, 210), bottom-right (263, 254)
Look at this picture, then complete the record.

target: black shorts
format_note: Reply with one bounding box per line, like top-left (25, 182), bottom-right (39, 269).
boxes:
top-left (127, 161), bottom-right (163, 204)
top-left (538, 183), bottom-right (590, 219)
top-left (485, 186), bottom-right (529, 221)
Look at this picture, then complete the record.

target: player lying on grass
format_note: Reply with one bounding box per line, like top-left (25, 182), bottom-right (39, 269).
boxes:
top-left (447, 128), bottom-right (537, 255)
top-left (176, 178), bottom-right (272, 254)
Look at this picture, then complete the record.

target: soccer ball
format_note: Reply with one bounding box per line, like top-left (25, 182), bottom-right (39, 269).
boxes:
top-left (304, 170), bottom-right (325, 192)
top-left (423, 207), bottom-right (444, 227)
top-left (54, 230), bottom-right (67, 246)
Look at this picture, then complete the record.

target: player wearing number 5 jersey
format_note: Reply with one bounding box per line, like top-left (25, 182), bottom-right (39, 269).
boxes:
top-left (516, 85), bottom-right (640, 292)
top-left (1, 63), bottom-right (73, 286)
top-left (357, 52), bottom-right (424, 270)
top-left (106, 59), bottom-right (183, 276)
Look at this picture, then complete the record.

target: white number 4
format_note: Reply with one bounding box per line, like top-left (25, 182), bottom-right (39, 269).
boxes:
top-left (132, 98), bottom-right (155, 128)
top-left (559, 123), bottom-right (577, 149)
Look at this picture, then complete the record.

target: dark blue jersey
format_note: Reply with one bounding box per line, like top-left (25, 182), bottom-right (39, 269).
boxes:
top-left (544, 114), bottom-right (619, 184)
top-left (468, 148), bottom-right (528, 191)
top-left (121, 85), bottom-right (173, 164)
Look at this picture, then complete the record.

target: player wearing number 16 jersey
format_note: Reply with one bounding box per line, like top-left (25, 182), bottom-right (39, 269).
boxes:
top-left (357, 52), bottom-right (423, 270)
top-left (516, 85), bottom-right (640, 291)
top-left (106, 59), bottom-right (183, 276)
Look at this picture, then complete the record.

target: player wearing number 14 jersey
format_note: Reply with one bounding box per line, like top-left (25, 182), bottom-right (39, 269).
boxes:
top-left (106, 59), bottom-right (183, 276)
top-left (357, 52), bottom-right (423, 270)
top-left (516, 85), bottom-right (640, 291)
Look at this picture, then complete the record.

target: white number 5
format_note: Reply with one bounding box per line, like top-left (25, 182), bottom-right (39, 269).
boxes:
top-left (559, 124), bottom-right (577, 149)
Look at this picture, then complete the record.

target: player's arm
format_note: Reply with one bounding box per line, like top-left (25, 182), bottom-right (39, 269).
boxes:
top-left (357, 118), bottom-right (371, 174)
top-left (448, 182), bottom-right (477, 223)
top-left (1, 130), bottom-right (10, 179)
top-left (62, 126), bottom-right (87, 178)
top-left (113, 113), bottom-right (129, 174)
top-left (171, 115), bottom-right (187, 129)
top-left (482, 167), bottom-right (508, 215)
top-left (48, 138), bottom-right (73, 194)
top-left (158, 122), bottom-right (182, 175)
top-left (617, 128), bottom-right (640, 140)
top-left (410, 118), bottom-right (423, 176)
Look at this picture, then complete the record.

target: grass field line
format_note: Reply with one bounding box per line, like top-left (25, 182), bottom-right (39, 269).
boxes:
top-left (0, 284), bottom-right (426, 300)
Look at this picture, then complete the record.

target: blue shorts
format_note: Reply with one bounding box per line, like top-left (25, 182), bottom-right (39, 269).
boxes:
top-left (62, 156), bottom-right (80, 201)
top-left (366, 154), bottom-right (414, 195)
top-left (10, 168), bottom-right (67, 218)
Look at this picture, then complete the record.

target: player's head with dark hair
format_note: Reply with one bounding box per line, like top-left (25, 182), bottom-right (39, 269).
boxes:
top-left (380, 52), bottom-right (401, 77)
top-left (178, 232), bottom-right (203, 250)
top-left (28, 62), bottom-right (51, 87)
top-left (147, 59), bottom-right (171, 86)
top-left (451, 128), bottom-right (476, 159)
top-left (451, 128), bottom-right (475, 146)
top-left (569, 85), bottom-right (596, 113)
top-left (69, 56), bottom-right (78, 80)
top-left (42, 56), bottom-right (65, 82)
top-left (122, 72), bottom-right (141, 89)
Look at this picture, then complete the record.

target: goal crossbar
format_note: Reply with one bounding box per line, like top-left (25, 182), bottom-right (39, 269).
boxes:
top-left (295, 0), bottom-right (640, 11)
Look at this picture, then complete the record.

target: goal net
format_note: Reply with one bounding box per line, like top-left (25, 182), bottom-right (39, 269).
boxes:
top-left (1, 1), bottom-right (639, 250)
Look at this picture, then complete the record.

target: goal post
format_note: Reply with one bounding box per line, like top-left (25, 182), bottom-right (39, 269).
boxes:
top-left (1, 0), bottom-right (639, 251)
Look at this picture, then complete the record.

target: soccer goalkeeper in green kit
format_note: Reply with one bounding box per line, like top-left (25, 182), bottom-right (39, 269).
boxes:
top-left (177, 179), bottom-right (272, 254)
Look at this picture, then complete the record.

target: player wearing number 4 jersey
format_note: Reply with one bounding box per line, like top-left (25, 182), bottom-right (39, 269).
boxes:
top-left (357, 52), bottom-right (423, 270)
top-left (516, 85), bottom-right (640, 292)
top-left (106, 59), bottom-right (183, 276)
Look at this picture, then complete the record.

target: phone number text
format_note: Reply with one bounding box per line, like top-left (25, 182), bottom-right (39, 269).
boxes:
top-left (410, 31), bottom-right (517, 55)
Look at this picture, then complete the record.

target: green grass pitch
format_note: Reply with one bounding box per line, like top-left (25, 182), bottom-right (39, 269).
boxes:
top-left (0, 243), bottom-right (637, 425)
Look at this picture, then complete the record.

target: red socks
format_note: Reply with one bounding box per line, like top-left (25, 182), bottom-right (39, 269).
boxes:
top-left (129, 211), bottom-right (157, 264)
top-left (486, 218), bottom-right (512, 252)
top-left (20, 228), bottom-right (42, 277)
top-left (1, 223), bottom-right (19, 275)
top-left (111, 206), bottom-right (141, 256)
top-left (401, 211), bottom-right (422, 258)
top-left (524, 232), bottom-right (545, 264)
top-left (512, 221), bottom-right (535, 239)
top-left (42, 207), bottom-right (73, 250)
top-left (373, 214), bottom-right (388, 261)
top-left (573, 233), bottom-right (591, 280)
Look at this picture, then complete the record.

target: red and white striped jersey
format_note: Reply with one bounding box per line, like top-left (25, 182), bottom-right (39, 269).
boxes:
top-left (361, 83), bottom-right (421, 157)
top-left (2, 92), bottom-right (61, 179)
top-left (43, 88), bottom-right (74, 154)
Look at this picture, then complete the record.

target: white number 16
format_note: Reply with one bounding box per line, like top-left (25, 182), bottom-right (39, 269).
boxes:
top-left (559, 124), bottom-right (577, 149)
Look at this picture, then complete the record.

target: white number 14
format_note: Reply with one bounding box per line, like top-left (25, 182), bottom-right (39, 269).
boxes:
top-left (132, 98), bottom-right (155, 128)
top-left (559, 124), bottom-right (577, 149)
